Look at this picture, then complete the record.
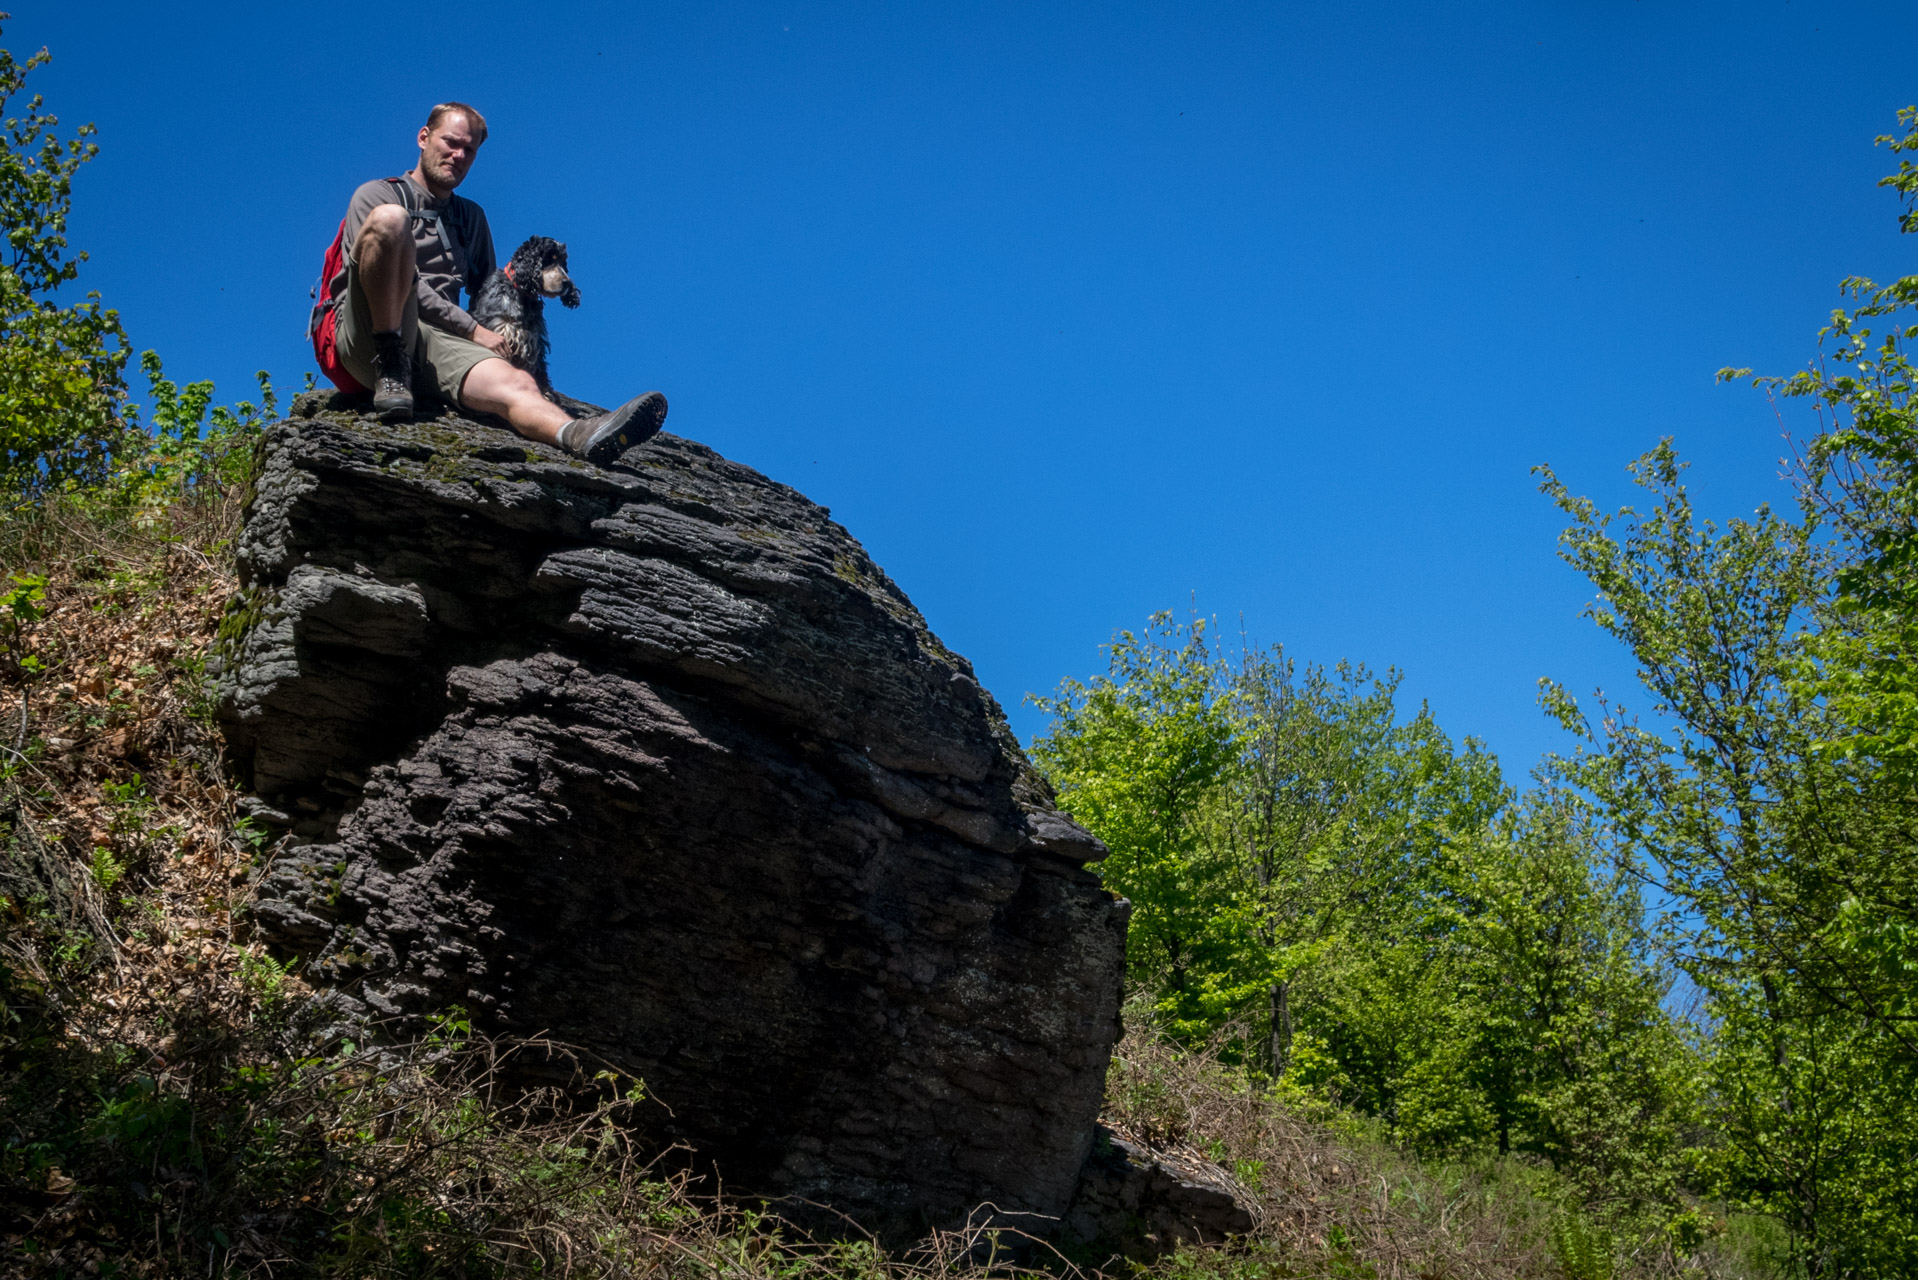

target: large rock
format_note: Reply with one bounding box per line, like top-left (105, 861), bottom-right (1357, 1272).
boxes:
top-left (1061, 1125), bottom-right (1262, 1260)
top-left (215, 394), bottom-right (1127, 1237)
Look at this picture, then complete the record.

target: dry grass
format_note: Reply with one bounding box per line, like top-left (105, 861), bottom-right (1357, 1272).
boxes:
top-left (1106, 1024), bottom-right (1573, 1279)
top-left (1105, 1029), bottom-right (1784, 1280)
top-left (2, 489), bottom-right (1749, 1280)
top-left (0, 494), bottom-right (1117, 1277)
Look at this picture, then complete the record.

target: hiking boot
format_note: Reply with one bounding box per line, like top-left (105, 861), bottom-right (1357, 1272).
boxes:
top-left (558, 391), bottom-right (668, 464)
top-left (371, 330), bottom-right (414, 423)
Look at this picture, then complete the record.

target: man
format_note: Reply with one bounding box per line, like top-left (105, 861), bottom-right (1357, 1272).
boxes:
top-left (324, 102), bottom-right (666, 462)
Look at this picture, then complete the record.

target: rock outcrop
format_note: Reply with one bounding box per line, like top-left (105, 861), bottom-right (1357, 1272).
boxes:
top-left (1061, 1125), bottom-right (1262, 1260)
top-left (214, 394), bottom-right (1127, 1237)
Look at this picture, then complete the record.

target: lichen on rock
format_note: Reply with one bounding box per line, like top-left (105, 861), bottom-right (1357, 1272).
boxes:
top-left (215, 393), bottom-right (1127, 1236)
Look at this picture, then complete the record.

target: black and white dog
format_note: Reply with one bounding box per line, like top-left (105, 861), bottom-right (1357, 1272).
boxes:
top-left (471, 235), bottom-right (580, 395)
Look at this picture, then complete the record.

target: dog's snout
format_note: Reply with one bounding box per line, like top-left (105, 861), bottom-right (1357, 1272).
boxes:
top-left (547, 262), bottom-right (582, 309)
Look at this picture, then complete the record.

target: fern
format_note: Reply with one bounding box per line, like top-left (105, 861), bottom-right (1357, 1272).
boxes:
top-left (1550, 1212), bottom-right (1615, 1280)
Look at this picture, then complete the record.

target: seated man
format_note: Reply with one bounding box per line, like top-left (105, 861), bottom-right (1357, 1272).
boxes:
top-left (322, 101), bottom-right (665, 463)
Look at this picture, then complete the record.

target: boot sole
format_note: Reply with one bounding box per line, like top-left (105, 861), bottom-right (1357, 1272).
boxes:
top-left (584, 392), bottom-right (669, 464)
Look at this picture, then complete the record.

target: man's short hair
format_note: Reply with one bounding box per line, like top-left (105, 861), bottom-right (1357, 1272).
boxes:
top-left (425, 101), bottom-right (488, 144)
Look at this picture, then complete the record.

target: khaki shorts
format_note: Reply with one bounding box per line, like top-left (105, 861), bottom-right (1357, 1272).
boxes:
top-left (334, 258), bottom-right (493, 404)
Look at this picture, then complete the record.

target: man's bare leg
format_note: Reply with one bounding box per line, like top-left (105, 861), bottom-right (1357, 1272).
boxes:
top-left (461, 359), bottom-right (669, 463)
top-left (460, 357), bottom-right (570, 444)
top-left (355, 204), bottom-right (415, 331)
top-left (356, 204), bottom-right (419, 420)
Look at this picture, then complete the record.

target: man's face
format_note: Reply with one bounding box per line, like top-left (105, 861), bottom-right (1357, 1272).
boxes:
top-left (416, 114), bottom-right (481, 191)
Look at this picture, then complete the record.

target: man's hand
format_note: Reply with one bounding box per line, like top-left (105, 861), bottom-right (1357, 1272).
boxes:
top-left (470, 324), bottom-right (508, 355)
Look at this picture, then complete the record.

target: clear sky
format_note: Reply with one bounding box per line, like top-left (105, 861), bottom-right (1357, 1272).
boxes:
top-left (17, 1), bottom-right (1918, 777)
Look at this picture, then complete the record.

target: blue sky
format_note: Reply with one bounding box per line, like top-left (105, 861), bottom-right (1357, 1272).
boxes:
top-left (19, 1), bottom-right (1918, 776)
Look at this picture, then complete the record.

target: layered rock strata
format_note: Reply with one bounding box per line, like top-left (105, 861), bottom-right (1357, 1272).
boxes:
top-left (215, 394), bottom-right (1127, 1235)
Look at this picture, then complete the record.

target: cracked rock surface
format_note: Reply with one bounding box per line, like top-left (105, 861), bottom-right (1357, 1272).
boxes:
top-left (215, 393), bottom-right (1128, 1235)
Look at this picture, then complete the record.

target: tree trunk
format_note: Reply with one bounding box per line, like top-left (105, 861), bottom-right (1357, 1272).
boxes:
top-left (1268, 980), bottom-right (1292, 1080)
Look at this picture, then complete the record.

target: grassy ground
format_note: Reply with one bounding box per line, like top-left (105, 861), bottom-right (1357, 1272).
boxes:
top-left (0, 488), bottom-right (1776, 1279)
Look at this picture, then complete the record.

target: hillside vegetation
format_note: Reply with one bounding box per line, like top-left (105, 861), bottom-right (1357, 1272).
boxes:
top-left (0, 486), bottom-right (1707, 1279)
top-left (1024, 112), bottom-right (1918, 1279)
top-left (2, 25), bottom-right (1914, 1280)
top-left (0, 500), bottom-right (1752, 1278)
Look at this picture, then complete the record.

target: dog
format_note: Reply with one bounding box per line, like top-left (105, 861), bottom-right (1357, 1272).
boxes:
top-left (471, 235), bottom-right (580, 395)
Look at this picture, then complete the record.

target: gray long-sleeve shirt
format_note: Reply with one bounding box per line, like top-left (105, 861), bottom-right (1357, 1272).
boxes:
top-left (331, 174), bottom-right (497, 337)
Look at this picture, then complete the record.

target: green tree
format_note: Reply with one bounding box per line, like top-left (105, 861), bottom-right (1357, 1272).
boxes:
top-left (1035, 613), bottom-right (1696, 1242)
top-left (1443, 797), bottom-right (1693, 1216)
top-left (1030, 613), bottom-right (1240, 1035)
top-left (1202, 649), bottom-right (1503, 1077)
top-left (1539, 436), bottom-right (1918, 1275)
top-left (1289, 791), bottom-right (1692, 1221)
top-left (1031, 618), bottom-right (1503, 1050)
top-left (1747, 112), bottom-right (1918, 1077)
top-left (0, 21), bottom-right (131, 496)
top-left (1645, 104), bottom-right (1918, 1277)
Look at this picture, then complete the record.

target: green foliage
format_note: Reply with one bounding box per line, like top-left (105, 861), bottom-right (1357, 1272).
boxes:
top-left (1541, 117), bottom-right (1918, 1270)
top-left (1204, 645), bottom-right (1504, 1080)
top-left (1030, 613), bottom-right (1240, 1032)
top-left (1716, 134), bottom-right (1918, 1195)
top-left (1540, 436), bottom-right (1918, 1277)
top-left (0, 570), bottom-right (42, 680)
top-left (236, 947), bottom-right (296, 1009)
top-left (0, 22), bottom-right (274, 508)
top-left (0, 30), bottom-right (93, 296)
top-left (0, 266), bottom-right (129, 496)
top-left (1288, 794), bottom-right (1695, 1228)
top-left (1033, 614), bottom-right (1695, 1241)
top-left (104, 350), bottom-right (277, 522)
top-left (1535, 442), bottom-right (1829, 986)
top-left (1732, 267), bottom-right (1918, 779)
top-left (2, 979), bottom-right (668, 1278)
top-left (0, 20), bottom-right (132, 497)
top-left (85, 843), bottom-right (122, 892)
top-left (1551, 1212), bottom-right (1617, 1280)
top-left (1876, 105), bottom-right (1918, 236)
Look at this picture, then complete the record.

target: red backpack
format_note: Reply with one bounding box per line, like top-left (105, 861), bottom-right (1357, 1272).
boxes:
top-left (307, 178), bottom-right (476, 392)
top-left (308, 210), bottom-right (367, 393)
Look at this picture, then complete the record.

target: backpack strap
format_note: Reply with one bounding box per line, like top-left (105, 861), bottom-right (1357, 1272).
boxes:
top-left (441, 194), bottom-right (481, 299)
top-left (387, 177), bottom-right (475, 298)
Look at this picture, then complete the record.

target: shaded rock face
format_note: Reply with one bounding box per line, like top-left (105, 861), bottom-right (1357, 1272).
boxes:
top-left (216, 395), bottom-right (1128, 1235)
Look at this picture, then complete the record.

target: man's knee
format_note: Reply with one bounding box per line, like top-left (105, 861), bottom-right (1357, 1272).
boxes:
top-left (460, 356), bottom-right (536, 407)
top-left (360, 202), bottom-right (411, 246)
top-left (497, 369), bottom-right (541, 407)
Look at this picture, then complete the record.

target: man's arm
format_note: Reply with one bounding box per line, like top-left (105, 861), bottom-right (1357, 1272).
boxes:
top-left (417, 198), bottom-right (496, 338)
top-left (416, 276), bottom-right (478, 336)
